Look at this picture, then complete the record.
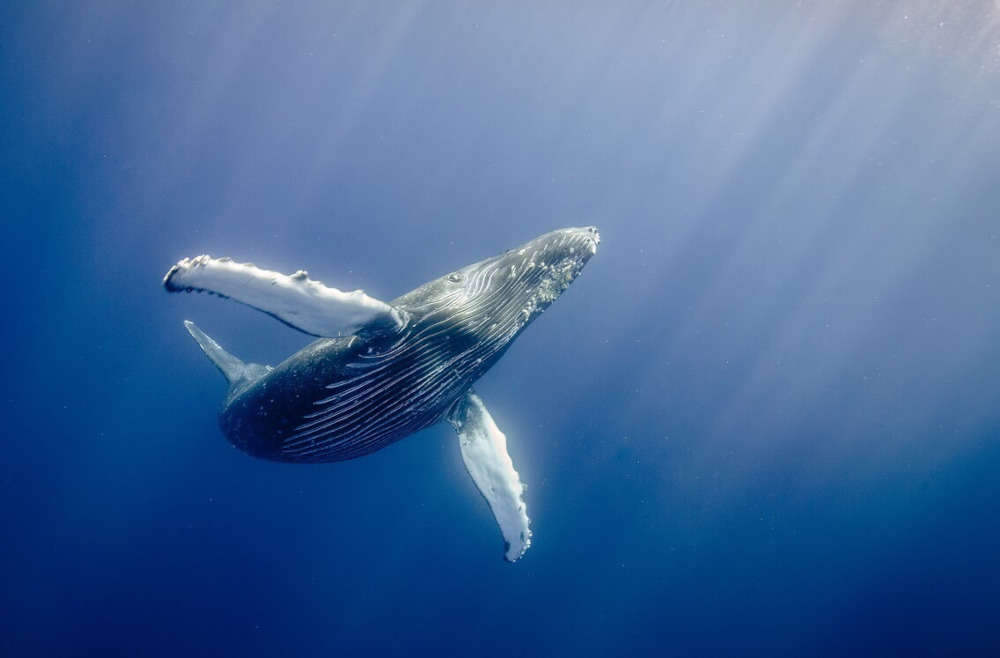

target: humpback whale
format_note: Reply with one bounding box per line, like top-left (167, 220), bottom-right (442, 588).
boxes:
top-left (164, 226), bottom-right (599, 561)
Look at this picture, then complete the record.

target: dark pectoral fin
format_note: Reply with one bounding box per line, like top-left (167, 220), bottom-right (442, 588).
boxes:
top-left (447, 390), bottom-right (532, 562)
top-left (182, 321), bottom-right (271, 396)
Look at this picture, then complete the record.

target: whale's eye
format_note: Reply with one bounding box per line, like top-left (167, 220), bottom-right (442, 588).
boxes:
top-left (448, 273), bottom-right (464, 283)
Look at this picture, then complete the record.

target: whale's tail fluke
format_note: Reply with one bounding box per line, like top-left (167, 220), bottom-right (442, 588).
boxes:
top-left (183, 320), bottom-right (272, 394)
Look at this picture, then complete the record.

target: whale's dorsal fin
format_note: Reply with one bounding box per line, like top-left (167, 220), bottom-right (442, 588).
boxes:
top-left (447, 389), bottom-right (532, 562)
top-left (164, 255), bottom-right (407, 337)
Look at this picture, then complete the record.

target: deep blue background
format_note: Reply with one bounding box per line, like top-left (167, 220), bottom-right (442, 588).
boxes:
top-left (2, 1), bottom-right (998, 656)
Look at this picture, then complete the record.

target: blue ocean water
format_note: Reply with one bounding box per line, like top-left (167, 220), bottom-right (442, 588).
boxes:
top-left (2, 1), bottom-right (998, 655)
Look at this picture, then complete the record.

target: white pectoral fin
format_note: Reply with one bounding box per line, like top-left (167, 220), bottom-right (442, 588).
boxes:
top-left (163, 255), bottom-right (405, 337)
top-left (447, 390), bottom-right (531, 562)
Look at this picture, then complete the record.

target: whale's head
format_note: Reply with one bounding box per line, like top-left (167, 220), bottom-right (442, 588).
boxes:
top-left (393, 226), bottom-right (599, 368)
top-left (466, 225), bottom-right (600, 330)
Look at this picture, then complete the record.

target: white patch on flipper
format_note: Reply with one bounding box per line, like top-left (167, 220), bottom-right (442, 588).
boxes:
top-left (163, 255), bottom-right (405, 337)
top-left (447, 389), bottom-right (531, 562)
